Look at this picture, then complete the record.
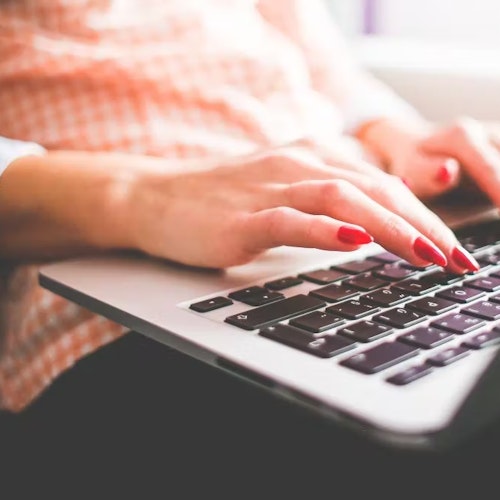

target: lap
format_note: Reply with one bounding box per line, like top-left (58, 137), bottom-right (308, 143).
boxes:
top-left (1, 331), bottom-right (499, 495)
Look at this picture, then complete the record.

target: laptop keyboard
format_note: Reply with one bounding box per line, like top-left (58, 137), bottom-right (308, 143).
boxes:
top-left (187, 218), bottom-right (500, 386)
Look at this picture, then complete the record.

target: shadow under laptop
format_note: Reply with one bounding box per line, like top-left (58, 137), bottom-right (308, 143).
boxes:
top-left (1, 331), bottom-right (498, 496)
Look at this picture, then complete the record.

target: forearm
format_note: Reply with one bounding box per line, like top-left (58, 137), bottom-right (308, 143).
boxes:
top-left (257, 0), bottom-right (427, 148)
top-left (0, 150), bottom-right (164, 262)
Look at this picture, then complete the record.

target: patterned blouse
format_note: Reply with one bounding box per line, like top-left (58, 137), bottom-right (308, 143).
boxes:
top-left (0, 0), bottom-right (417, 412)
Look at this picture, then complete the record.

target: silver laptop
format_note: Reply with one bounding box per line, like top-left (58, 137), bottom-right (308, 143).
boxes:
top-left (38, 200), bottom-right (500, 450)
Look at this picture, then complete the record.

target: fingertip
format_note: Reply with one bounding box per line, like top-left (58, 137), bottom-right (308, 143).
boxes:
top-left (413, 236), bottom-right (448, 267)
top-left (450, 245), bottom-right (480, 272)
top-left (337, 225), bottom-right (374, 245)
top-left (435, 158), bottom-right (460, 184)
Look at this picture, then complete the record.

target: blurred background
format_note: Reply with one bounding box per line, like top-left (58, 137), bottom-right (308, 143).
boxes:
top-left (327, 0), bottom-right (500, 45)
top-left (325, 0), bottom-right (500, 122)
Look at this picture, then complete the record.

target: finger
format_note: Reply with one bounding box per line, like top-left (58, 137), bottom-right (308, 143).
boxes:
top-left (283, 179), bottom-right (449, 268)
top-left (414, 155), bottom-right (461, 197)
top-left (243, 207), bottom-right (374, 253)
top-left (244, 147), bottom-right (335, 183)
top-left (420, 118), bottom-right (500, 206)
top-left (336, 171), bottom-right (479, 273)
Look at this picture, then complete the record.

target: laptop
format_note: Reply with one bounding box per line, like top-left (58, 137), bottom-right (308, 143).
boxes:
top-left (38, 196), bottom-right (500, 451)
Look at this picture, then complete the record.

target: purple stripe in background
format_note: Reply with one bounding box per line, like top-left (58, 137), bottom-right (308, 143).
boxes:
top-left (363, 0), bottom-right (378, 34)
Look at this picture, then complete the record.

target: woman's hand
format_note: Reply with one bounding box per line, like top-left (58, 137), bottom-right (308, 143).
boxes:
top-left (357, 117), bottom-right (500, 202)
top-left (126, 145), bottom-right (478, 272)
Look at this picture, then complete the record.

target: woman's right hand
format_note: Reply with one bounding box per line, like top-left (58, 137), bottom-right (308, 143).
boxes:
top-left (124, 145), bottom-right (479, 273)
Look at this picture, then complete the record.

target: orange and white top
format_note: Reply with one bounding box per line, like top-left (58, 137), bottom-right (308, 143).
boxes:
top-left (0, 0), bottom-right (418, 412)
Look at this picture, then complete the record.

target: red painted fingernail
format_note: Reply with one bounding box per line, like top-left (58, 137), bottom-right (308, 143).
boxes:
top-left (338, 225), bottom-right (374, 245)
top-left (436, 164), bottom-right (452, 183)
top-left (413, 236), bottom-right (448, 267)
top-left (451, 246), bottom-right (480, 272)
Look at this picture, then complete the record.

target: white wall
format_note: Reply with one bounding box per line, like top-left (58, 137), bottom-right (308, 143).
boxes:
top-left (377, 0), bottom-right (500, 45)
top-left (326, 0), bottom-right (364, 36)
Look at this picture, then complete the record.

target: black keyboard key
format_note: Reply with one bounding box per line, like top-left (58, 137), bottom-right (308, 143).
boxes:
top-left (490, 266), bottom-right (500, 278)
top-left (430, 313), bottom-right (486, 334)
top-left (326, 300), bottom-right (379, 320)
top-left (489, 291), bottom-right (500, 304)
top-left (331, 260), bottom-right (381, 274)
top-left (398, 326), bottom-right (454, 349)
top-left (190, 296), bottom-right (233, 313)
top-left (477, 253), bottom-right (500, 266)
top-left (241, 290), bottom-right (285, 306)
top-left (338, 320), bottom-right (393, 343)
top-left (289, 311), bottom-right (345, 333)
top-left (340, 342), bottom-right (418, 374)
top-left (373, 307), bottom-right (426, 329)
top-left (229, 286), bottom-right (266, 302)
top-left (298, 269), bottom-right (347, 285)
top-left (426, 346), bottom-right (470, 367)
top-left (260, 324), bottom-right (356, 358)
top-left (345, 273), bottom-right (387, 291)
top-left (309, 283), bottom-right (358, 303)
top-left (225, 294), bottom-right (325, 331)
top-left (368, 251), bottom-right (401, 264)
top-left (459, 235), bottom-right (493, 254)
top-left (361, 288), bottom-right (410, 307)
top-left (265, 276), bottom-right (303, 291)
top-left (406, 296), bottom-right (458, 316)
top-left (463, 329), bottom-right (500, 349)
top-left (372, 265), bottom-right (416, 282)
top-left (386, 364), bottom-right (433, 386)
top-left (436, 286), bottom-right (485, 304)
top-left (391, 279), bottom-right (439, 296)
top-left (464, 275), bottom-right (500, 292)
top-left (420, 271), bottom-right (464, 286)
top-left (462, 301), bottom-right (500, 321)
top-left (399, 261), bottom-right (435, 271)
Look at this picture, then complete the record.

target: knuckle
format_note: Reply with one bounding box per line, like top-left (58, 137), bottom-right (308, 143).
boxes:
top-left (320, 179), bottom-right (356, 202)
top-left (264, 206), bottom-right (293, 237)
top-left (264, 147), bottom-right (321, 173)
top-left (306, 214), bottom-right (329, 243)
top-left (261, 150), bottom-right (293, 169)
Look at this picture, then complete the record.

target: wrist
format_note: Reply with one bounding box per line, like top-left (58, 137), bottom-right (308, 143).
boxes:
top-left (355, 117), bottom-right (432, 169)
top-left (0, 152), bottom-right (147, 259)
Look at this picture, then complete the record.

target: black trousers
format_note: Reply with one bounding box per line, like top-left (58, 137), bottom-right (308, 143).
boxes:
top-left (1, 330), bottom-right (499, 495)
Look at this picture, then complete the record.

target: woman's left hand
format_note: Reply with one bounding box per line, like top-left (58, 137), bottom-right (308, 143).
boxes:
top-left (357, 117), bottom-right (500, 203)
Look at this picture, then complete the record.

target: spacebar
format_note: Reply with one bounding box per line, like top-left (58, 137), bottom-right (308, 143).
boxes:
top-left (225, 294), bottom-right (326, 331)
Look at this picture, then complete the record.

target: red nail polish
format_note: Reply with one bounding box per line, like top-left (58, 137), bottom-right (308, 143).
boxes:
top-left (436, 165), bottom-right (452, 183)
top-left (338, 225), bottom-right (374, 245)
top-left (451, 246), bottom-right (480, 272)
top-left (413, 236), bottom-right (448, 267)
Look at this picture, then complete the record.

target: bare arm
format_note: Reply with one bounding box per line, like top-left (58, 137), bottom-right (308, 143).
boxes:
top-left (0, 151), bottom-right (167, 262)
top-left (256, 0), bottom-right (422, 135)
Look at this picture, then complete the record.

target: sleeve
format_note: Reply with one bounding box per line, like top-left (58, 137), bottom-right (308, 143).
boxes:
top-left (256, 0), bottom-right (422, 134)
top-left (0, 136), bottom-right (47, 180)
